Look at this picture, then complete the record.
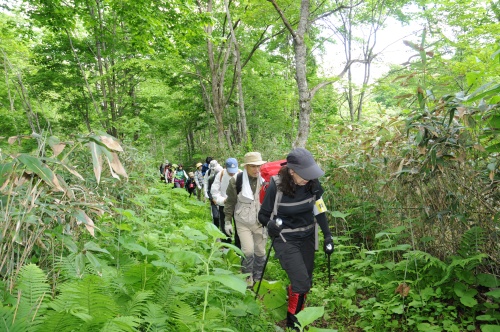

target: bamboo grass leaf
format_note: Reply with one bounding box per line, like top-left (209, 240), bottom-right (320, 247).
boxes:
top-left (0, 162), bottom-right (14, 187)
top-left (73, 209), bottom-right (96, 236)
top-left (98, 135), bottom-right (124, 152)
top-left (88, 141), bottom-right (103, 184)
top-left (17, 154), bottom-right (65, 191)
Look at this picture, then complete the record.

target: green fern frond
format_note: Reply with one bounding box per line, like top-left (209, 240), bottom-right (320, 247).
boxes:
top-left (36, 311), bottom-right (82, 332)
top-left (458, 226), bottom-right (487, 258)
top-left (14, 263), bottom-right (51, 330)
top-left (51, 253), bottom-right (81, 281)
top-left (99, 316), bottom-right (141, 332)
top-left (120, 262), bottom-right (160, 291)
top-left (122, 290), bottom-right (153, 316)
top-left (142, 302), bottom-right (169, 331)
top-left (403, 250), bottom-right (447, 272)
top-left (436, 254), bottom-right (488, 286)
top-left (0, 304), bottom-right (27, 332)
top-left (171, 299), bottom-right (197, 324)
top-left (155, 273), bottom-right (181, 311)
top-left (49, 275), bottom-right (118, 326)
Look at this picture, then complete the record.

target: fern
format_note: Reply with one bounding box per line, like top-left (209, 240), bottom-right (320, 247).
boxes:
top-left (170, 299), bottom-right (197, 325)
top-left (99, 316), bottom-right (141, 332)
top-left (47, 275), bottom-right (118, 327)
top-left (13, 263), bottom-right (51, 331)
top-left (435, 254), bottom-right (488, 286)
top-left (0, 304), bottom-right (27, 332)
top-left (402, 250), bottom-right (448, 273)
top-left (458, 226), bottom-right (487, 258)
top-left (36, 311), bottom-right (82, 332)
top-left (122, 290), bottom-right (153, 316)
top-left (142, 302), bottom-right (168, 332)
top-left (155, 272), bottom-right (181, 312)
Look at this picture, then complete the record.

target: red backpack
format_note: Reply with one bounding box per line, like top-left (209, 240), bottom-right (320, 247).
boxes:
top-left (235, 159), bottom-right (286, 203)
top-left (259, 159), bottom-right (286, 203)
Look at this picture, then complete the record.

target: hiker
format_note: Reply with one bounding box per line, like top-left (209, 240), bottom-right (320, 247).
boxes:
top-left (173, 164), bottom-right (189, 188)
top-left (194, 162), bottom-right (204, 201)
top-left (207, 165), bottom-right (223, 230)
top-left (202, 157), bottom-right (212, 176)
top-left (224, 152), bottom-right (267, 287)
top-left (211, 158), bottom-right (242, 248)
top-left (165, 163), bottom-right (173, 184)
top-left (159, 162), bottom-right (165, 181)
top-left (186, 172), bottom-right (196, 197)
top-left (203, 159), bottom-right (219, 199)
top-left (258, 148), bottom-right (334, 331)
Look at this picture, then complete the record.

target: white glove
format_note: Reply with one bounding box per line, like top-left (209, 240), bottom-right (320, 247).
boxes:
top-left (197, 186), bottom-right (201, 190)
top-left (204, 193), bottom-right (209, 199)
top-left (224, 222), bottom-right (233, 236)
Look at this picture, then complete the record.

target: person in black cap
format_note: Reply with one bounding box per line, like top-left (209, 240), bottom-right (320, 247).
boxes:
top-left (258, 147), bottom-right (334, 331)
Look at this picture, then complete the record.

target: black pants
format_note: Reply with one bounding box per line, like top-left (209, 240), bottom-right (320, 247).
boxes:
top-left (218, 206), bottom-right (241, 249)
top-left (211, 202), bottom-right (220, 228)
top-left (273, 234), bottom-right (315, 294)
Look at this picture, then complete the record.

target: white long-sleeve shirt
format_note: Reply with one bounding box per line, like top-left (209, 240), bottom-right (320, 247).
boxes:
top-left (210, 169), bottom-right (241, 206)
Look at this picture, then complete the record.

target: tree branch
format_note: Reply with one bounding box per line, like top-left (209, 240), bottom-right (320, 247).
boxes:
top-left (311, 1), bottom-right (362, 24)
top-left (268, 0), bottom-right (297, 39)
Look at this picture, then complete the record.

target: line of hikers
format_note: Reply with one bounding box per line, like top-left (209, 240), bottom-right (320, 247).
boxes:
top-left (159, 161), bottom-right (205, 199)
top-left (158, 150), bottom-right (334, 331)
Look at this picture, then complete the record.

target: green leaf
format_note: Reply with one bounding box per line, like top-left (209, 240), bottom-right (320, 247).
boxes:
top-left (460, 296), bottom-right (478, 307)
top-left (62, 236), bottom-right (78, 253)
top-left (296, 306), bottom-right (324, 328)
top-left (85, 252), bottom-right (102, 273)
top-left (485, 143), bottom-right (500, 153)
top-left (478, 274), bottom-right (500, 288)
top-left (485, 289), bottom-right (500, 300)
top-left (330, 211), bottom-right (349, 219)
top-left (480, 325), bottom-right (500, 332)
top-left (0, 162), bottom-right (14, 187)
top-left (88, 141), bottom-right (103, 184)
top-left (75, 253), bottom-right (85, 277)
top-left (17, 154), bottom-right (65, 191)
top-left (198, 275), bottom-right (247, 295)
top-left (174, 203), bottom-right (190, 214)
top-left (84, 241), bottom-right (111, 256)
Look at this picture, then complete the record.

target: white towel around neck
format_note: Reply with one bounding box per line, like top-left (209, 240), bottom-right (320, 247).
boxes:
top-left (241, 169), bottom-right (263, 200)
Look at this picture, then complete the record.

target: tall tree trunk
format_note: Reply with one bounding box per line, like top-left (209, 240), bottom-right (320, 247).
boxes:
top-left (225, 0), bottom-right (249, 145)
top-left (198, 0), bottom-right (232, 150)
top-left (270, 0), bottom-right (312, 148)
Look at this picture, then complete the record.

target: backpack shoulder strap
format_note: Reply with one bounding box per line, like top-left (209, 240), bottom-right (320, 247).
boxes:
top-left (219, 169), bottom-right (224, 181)
top-left (270, 176), bottom-right (283, 220)
top-left (236, 172), bottom-right (243, 194)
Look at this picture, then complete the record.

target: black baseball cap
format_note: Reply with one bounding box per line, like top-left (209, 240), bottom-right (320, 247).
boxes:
top-left (284, 148), bottom-right (324, 180)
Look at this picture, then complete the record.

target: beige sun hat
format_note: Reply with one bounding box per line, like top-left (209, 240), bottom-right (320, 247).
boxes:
top-left (241, 152), bottom-right (267, 166)
top-left (196, 162), bottom-right (203, 168)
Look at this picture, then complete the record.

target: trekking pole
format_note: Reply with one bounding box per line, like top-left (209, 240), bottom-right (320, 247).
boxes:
top-left (255, 237), bottom-right (275, 299)
top-left (255, 218), bottom-right (282, 300)
top-left (326, 243), bottom-right (333, 286)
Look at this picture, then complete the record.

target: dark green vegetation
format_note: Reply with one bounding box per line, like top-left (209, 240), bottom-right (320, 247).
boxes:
top-left (1, 0), bottom-right (499, 331)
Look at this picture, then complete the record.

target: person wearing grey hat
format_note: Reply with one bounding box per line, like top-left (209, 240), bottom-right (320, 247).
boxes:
top-left (258, 148), bottom-right (334, 331)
